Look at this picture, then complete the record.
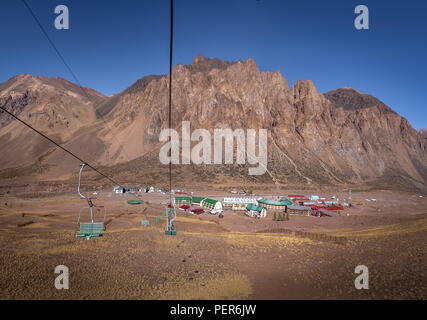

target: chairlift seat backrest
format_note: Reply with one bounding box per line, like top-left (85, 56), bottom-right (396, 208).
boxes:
top-left (76, 222), bottom-right (104, 237)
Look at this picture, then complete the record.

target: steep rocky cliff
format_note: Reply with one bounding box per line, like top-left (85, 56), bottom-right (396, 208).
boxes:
top-left (1, 56), bottom-right (426, 189)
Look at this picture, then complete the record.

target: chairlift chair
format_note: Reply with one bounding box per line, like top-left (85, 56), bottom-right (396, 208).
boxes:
top-left (76, 164), bottom-right (107, 239)
top-left (127, 199), bottom-right (150, 226)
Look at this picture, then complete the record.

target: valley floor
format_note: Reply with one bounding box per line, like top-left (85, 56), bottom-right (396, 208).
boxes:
top-left (0, 190), bottom-right (426, 299)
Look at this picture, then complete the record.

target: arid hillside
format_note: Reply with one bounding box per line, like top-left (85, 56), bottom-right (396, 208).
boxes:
top-left (0, 74), bottom-right (106, 169)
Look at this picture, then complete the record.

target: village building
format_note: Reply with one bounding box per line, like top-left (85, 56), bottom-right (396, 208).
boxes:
top-left (155, 187), bottom-right (166, 193)
top-left (313, 208), bottom-right (341, 217)
top-left (223, 197), bottom-right (257, 210)
top-left (200, 198), bottom-right (223, 214)
top-left (174, 196), bottom-right (192, 206)
top-left (302, 201), bottom-right (316, 206)
top-left (129, 186), bottom-right (139, 193)
top-left (245, 203), bottom-right (267, 218)
top-left (286, 205), bottom-right (312, 216)
top-left (323, 200), bottom-right (339, 206)
top-left (310, 205), bottom-right (344, 211)
top-left (257, 197), bottom-right (292, 211)
top-left (178, 205), bottom-right (190, 212)
top-left (113, 186), bottom-right (124, 194)
top-left (287, 195), bottom-right (310, 205)
top-left (191, 196), bottom-right (205, 205)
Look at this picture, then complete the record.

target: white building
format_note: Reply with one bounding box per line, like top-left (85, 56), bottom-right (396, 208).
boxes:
top-left (223, 197), bottom-right (258, 210)
top-left (113, 186), bottom-right (123, 194)
top-left (200, 198), bottom-right (223, 215)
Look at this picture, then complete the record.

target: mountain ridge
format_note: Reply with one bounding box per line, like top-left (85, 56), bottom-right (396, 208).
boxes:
top-left (1, 55), bottom-right (426, 191)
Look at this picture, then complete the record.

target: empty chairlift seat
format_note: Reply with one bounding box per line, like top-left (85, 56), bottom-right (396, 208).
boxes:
top-left (75, 164), bottom-right (107, 239)
top-left (76, 222), bottom-right (105, 237)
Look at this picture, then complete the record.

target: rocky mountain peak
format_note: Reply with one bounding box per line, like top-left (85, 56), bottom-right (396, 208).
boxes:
top-left (291, 80), bottom-right (319, 100)
top-left (245, 57), bottom-right (257, 67)
top-left (186, 54), bottom-right (236, 74)
top-left (1, 74), bottom-right (106, 102)
top-left (0, 57), bottom-right (426, 191)
top-left (324, 87), bottom-right (389, 112)
top-left (192, 54), bottom-right (207, 64)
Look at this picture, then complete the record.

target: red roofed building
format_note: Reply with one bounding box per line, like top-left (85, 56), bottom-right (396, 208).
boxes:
top-left (310, 205), bottom-right (343, 211)
top-left (287, 195), bottom-right (310, 204)
top-left (179, 205), bottom-right (190, 211)
top-left (190, 208), bottom-right (204, 215)
top-left (325, 206), bottom-right (343, 211)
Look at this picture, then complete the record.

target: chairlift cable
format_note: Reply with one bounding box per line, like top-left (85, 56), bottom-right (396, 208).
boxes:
top-left (17, 0), bottom-right (177, 232)
top-left (168, 0), bottom-right (174, 205)
top-left (20, 0), bottom-right (134, 164)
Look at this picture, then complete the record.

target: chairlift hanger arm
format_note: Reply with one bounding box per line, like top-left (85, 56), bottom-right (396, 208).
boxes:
top-left (77, 163), bottom-right (88, 200)
top-left (77, 164), bottom-right (101, 203)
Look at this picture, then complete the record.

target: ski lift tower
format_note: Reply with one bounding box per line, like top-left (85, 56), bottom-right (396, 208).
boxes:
top-left (165, 207), bottom-right (176, 235)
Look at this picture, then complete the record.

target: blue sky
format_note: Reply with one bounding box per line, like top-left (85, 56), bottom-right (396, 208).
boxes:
top-left (0, 0), bottom-right (426, 129)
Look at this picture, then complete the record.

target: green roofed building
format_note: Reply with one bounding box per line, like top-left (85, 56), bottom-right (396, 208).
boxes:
top-left (257, 198), bottom-right (292, 210)
top-left (174, 196), bottom-right (192, 205)
top-left (191, 196), bottom-right (205, 204)
top-left (200, 198), bottom-right (223, 214)
top-left (246, 203), bottom-right (267, 218)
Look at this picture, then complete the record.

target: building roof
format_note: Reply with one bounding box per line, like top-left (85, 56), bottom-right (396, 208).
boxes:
top-left (257, 198), bottom-right (292, 206)
top-left (246, 203), bottom-right (266, 212)
top-left (201, 198), bottom-right (218, 205)
top-left (287, 205), bottom-right (312, 210)
top-left (288, 195), bottom-right (310, 201)
top-left (323, 200), bottom-right (339, 203)
top-left (174, 196), bottom-right (191, 201)
top-left (311, 205), bottom-right (343, 211)
top-left (325, 206), bottom-right (343, 210)
top-left (223, 197), bottom-right (257, 203)
top-left (190, 208), bottom-right (204, 214)
top-left (317, 208), bottom-right (340, 217)
top-left (191, 196), bottom-right (205, 203)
